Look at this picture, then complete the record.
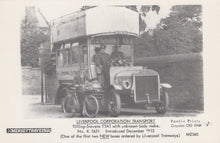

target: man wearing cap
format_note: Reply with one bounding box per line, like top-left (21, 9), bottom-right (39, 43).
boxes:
top-left (94, 44), bottom-right (112, 89)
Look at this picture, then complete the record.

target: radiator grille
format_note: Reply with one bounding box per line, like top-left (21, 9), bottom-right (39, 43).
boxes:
top-left (135, 76), bottom-right (159, 102)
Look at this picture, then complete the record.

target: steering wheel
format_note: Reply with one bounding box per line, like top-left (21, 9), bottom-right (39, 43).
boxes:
top-left (112, 57), bottom-right (126, 66)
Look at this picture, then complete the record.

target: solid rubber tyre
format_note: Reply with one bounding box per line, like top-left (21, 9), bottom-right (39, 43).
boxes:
top-left (155, 92), bottom-right (169, 114)
top-left (108, 90), bottom-right (121, 117)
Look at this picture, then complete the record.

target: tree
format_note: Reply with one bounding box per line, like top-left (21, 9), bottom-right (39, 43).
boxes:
top-left (135, 5), bottom-right (202, 57)
top-left (20, 7), bottom-right (49, 67)
top-left (155, 5), bottom-right (202, 54)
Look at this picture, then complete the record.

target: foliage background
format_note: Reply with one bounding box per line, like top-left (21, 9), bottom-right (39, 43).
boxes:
top-left (20, 5), bottom-right (202, 67)
top-left (20, 8), bottom-right (49, 67)
top-left (133, 5), bottom-right (202, 57)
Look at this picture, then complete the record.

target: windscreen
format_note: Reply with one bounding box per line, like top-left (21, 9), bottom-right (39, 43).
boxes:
top-left (90, 36), bottom-right (134, 66)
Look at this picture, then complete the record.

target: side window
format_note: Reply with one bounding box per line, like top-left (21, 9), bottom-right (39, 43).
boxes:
top-left (78, 46), bottom-right (84, 63)
top-left (56, 44), bottom-right (71, 67)
top-left (68, 49), bottom-right (71, 64)
top-left (57, 42), bottom-right (87, 66)
top-left (65, 43), bottom-right (71, 65)
top-left (62, 50), bottom-right (70, 66)
top-left (82, 45), bottom-right (88, 64)
top-left (71, 45), bottom-right (80, 64)
top-left (71, 44), bottom-right (86, 64)
top-left (56, 50), bottom-right (63, 67)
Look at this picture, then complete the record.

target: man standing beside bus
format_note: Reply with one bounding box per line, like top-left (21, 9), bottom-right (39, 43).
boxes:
top-left (94, 44), bottom-right (112, 112)
top-left (94, 44), bottom-right (112, 89)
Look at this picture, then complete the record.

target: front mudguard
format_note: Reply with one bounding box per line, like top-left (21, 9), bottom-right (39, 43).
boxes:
top-left (161, 83), bottom-right (172, 89)
top-left (152, 83), bottom-right (171, 114)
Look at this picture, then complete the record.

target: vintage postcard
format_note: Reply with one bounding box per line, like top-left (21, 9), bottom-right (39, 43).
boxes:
top-left (0, 0), bottom-right (219, 143)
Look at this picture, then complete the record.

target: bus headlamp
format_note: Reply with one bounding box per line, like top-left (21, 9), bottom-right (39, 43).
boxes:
top-left (122, 80), bottom-right (132, 89)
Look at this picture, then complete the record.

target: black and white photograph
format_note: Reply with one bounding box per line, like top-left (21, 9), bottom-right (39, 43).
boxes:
top-left (21, 5), bottom-right (203, 118)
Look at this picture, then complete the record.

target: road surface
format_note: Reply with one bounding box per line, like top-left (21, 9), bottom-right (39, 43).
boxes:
top-left (23, 95), bottom-right (202, 119)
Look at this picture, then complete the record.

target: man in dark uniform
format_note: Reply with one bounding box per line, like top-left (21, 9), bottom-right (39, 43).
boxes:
top-left (94, 44), bottom-right (112, 89)
top-left (94, 44), bottom-right (112, 112)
